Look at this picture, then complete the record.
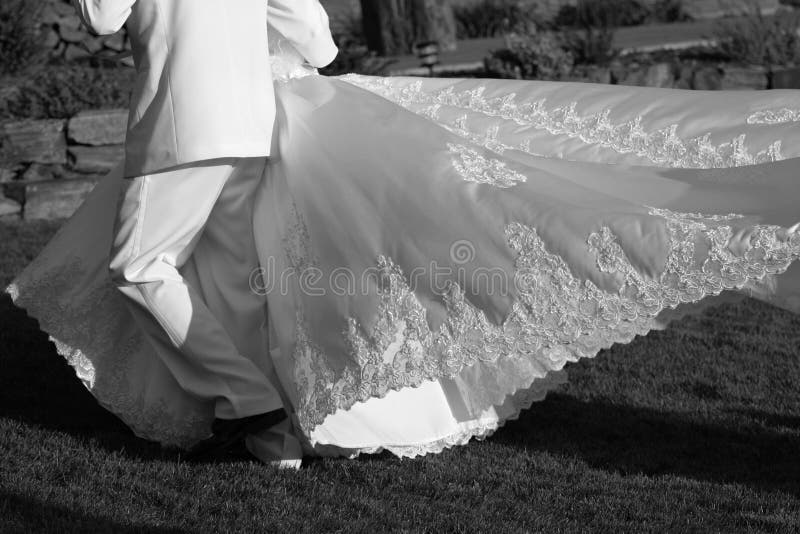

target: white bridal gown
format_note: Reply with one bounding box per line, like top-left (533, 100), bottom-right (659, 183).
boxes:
top-left (6, 46), bottom-right (800, 458)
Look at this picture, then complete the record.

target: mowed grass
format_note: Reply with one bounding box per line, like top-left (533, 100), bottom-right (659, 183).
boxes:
top-left (1, 219), bottom-right (800, 533)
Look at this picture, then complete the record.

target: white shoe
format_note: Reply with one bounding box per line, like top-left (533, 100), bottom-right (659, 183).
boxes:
top-left (245, 419), bottom-right (303, 470)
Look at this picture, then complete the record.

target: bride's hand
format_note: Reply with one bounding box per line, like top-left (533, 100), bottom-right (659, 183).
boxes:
top-left (269, 35), bottom-right (319, 81)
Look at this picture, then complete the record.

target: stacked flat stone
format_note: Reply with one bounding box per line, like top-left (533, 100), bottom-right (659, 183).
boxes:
top-left (40, 0), bottom-right (132, 64)
top-left (0, 110), bottom-right (127, 220)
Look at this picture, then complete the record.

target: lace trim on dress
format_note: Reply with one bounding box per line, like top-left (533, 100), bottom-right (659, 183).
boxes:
top-left (5, 259), bottom-right (209, 449)
top-left (284, 196), bottom-right (800, 435)
top-left (309, 376), bottom-right (564, 458)
top-left (448, 143), bottom-right (527, 188)
top-left (747, 108), bottom-right (800, 125)
top-left (340, 75), bottom-right (785, 169)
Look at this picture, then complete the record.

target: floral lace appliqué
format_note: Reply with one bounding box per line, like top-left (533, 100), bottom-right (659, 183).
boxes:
top-left (747, 108), bottom-right (800, 125)
top-left (341, 75), bottom-right (784, 169)
top-left (448, 143), bottom-right (527, 188)
top-left (6, 259), bottom-right (209, 448)
top-left (289, 204), bottom-right (799, 435)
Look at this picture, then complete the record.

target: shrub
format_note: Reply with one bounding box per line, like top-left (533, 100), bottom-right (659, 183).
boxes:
top-left (0, 61), bottom-right (135, 120)
top-left (485, 30), bottom-right (575, 80)
top-left (0, 0), bottom-right (47, 76)
top-left (649, 0), bottom-right (692, 23)
top-left (562, 25), bottom-right (617, 65)
top-left (554, 0), bottom-right (690, 28)
top-left (554, 0), bottom-right (649, 28)
top-left (713, 4), bottom-right (800, 66)
top-left (550, 1), bottom-right (621, 66)
top-left (320, 10), bottom-right (393, 76)
top-left (453, 0), bottom-right (538, 39)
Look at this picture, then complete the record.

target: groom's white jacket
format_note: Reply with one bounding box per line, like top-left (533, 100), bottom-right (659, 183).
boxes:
top-left (72, 0), bottom-right (338, 177)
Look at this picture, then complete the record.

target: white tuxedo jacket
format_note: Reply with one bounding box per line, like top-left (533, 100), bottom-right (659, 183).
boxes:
top-left (73, 0), bottom-right (338, 177)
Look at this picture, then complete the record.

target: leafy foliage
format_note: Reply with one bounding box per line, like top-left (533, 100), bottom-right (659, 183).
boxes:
top-left (485, 30), bottom-right (575, 80)
top-left (0, 61), bottom-right (135, 121)
top-left (650, 0), bottom-right (692, 23)
top-left (554, 0), bottom-right (690, 27)
top-left (453, 0), bottom-right (539, 39)
top-left (713, 3), bottom-right (800, 66)
top-left (0, 0), bottom-right (47, 76)
top-left (561, 25), bottom-right (617, 66)
top-left (554, 0), bottom-right (649, 28)
top-left (320, 9), bottom-right (392, 76)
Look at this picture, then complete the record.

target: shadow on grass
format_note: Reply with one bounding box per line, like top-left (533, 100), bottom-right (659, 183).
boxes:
top-left (0, 491), bottom-right (189, 533)
top-left (498, 393), bottom-right (800, 496)
top-left (0, 293), bottom-right (179, 462)
top-left (2, 291), bottom-right (799, 496)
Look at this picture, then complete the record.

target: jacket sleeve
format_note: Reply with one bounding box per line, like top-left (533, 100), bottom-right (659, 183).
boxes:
top-left (72, 0), bottom-right (135, 35)
top-left (267, 0), bottom-right (338, 68)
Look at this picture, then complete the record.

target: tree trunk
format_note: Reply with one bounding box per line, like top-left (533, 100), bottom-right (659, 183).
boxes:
top-left (360, 0), bottom-right (456, 56)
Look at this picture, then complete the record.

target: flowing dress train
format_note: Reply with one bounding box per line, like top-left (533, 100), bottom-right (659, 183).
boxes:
top-left (7, 60), bottom-right (800, 457)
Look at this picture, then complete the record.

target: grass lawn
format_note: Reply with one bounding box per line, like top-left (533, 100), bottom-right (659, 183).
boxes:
top-left (1, 219), bottom-right (799, 533)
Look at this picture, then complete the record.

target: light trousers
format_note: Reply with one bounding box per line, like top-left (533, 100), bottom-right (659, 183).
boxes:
top-left (108, 157), bottom-right (283, 420)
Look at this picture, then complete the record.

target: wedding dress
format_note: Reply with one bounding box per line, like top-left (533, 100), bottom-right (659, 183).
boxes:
top-left (6, 43), bottom-right (800, 458)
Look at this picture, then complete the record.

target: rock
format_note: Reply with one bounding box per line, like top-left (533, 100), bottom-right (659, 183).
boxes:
top-left (771, 66), bottom-right (800, 89)
top-left (674, 63), bottom-right (695, 90)
top-left (620, 66), bottom-right (647, 87)
top-left (21, 164), bottom-right (52, 182)
top-left (22, 162), bottom-right (99, 182)
top-left (43, 28), bottom-right (61, 49)
top-left (24, 179), bottom-right (97, 220)
top-left (102, 32), bottom-right (126, 52)
top-left (0, 195), bottom-right (21, 218)
top-left (52, 40), bottom-right (66, 58)
top-left (0, 167), bottom-right (17, 183)
top-left (68, 109), bottom-right (128, 146)
top-left (0, 119), bottom-right (67, 165)
top-left (59, 25), bottom-right (86, 43)
top-left (52, 2), bottom-right (78, 17)
top-left (64, 43), bottom-right (90, 61)
top-left (721, 65), bottom-right (767, 90)
top-left (58, 13), bottom-right (84, 31)
top-left (68, 145), bottom-right (124, 173)
top-left (83, 36), bottom-right (105, 54)
top-left (608, 60), bottom-right (626, 85)
top-left (40, 4), bottom-right (61, 25)
top-left (644, 63), bottom-right (674, 88)
top-left (692, 66), bottom-right (722, 90)
top-left (585, 66), bottom-right (611, 85)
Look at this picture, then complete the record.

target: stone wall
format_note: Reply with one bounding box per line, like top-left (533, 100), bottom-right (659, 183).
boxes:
top-left (0, 110), bottom-right (126, 220)
top-left (39, 0), bottom-right (132, 64)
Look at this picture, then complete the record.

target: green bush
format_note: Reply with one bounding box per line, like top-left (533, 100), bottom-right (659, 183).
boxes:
top-left (649, 0), bottom-right (692, 23)
top-left (0, 61), bottom-right (135, 120)
top-left (485, 31), bottom-right (575, 80)
top-left (713, 4), bottom-right (800, 66)
top-left (554, 0), bottom-right (649, 28)
top-left (561, 25), bottom-right (617, 65)
top-left (554, 0), bottom-right (690, 28)
top-left (320, 9), bottom-right (393, 76)
top-left (453, 0), bottom-right (539, 39)
top-left (320, 39), bottom-right (393, 76)
top-left (0, 0), bottom-right (47, 76)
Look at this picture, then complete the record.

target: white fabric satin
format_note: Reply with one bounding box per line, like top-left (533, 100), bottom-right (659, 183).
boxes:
top-left (6, 51), bottom-right (800, 457)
